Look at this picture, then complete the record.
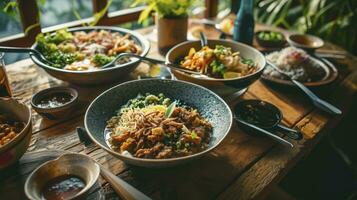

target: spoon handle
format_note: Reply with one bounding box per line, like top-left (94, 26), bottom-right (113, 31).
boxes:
top-left (110, 53), bottom-right (206, 76)
top-left (276, 124), bottom-right (303, 140)
top-left (291, 79), bottom-right (342, 115)
top-left (199, 32), bottom-right (208, 47)
top-left (0, 46), bottom-right (34, 53)
top-left (100, 166), bottom-right (152, 200)
top-left (237, 119), bottom-right (293, 148)
top-left (266, 60), bottom-right (342, 115)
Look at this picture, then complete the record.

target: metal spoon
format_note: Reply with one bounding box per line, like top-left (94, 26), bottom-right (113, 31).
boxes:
top-left (101, 52), bottom-right (215, 79)
top-left (0, 46), bottom-right (56, 66)
top-left (199, 31), bottom-right (208, 47)
top-left (266, 60), bottom-right (342, 115)
top-left (76, 127), bottom-right (151, 200)
top-left (235, 117), bottom-right (294, 148)
top-left (99, 165), bottom-right (151, 200)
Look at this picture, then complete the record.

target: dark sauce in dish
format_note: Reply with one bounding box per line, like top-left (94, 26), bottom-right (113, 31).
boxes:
top-left (236, 101), bottom-right (280, 128)
top-left (41, 174), bottom-right (85, 200)
top-left (37, 92), bottom-right (73, 108)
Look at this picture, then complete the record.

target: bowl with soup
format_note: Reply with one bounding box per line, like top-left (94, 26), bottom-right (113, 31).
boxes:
top-left (30, 26), bottom-right (150, 85)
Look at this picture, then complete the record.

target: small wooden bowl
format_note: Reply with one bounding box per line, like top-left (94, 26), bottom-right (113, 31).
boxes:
top-left (31, 87), bottom-right (78, 120)
top-left (287, 34), bottom-right (324, 52)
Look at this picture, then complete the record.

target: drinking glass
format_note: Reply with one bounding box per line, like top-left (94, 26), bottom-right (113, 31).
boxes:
top-left (0, 53), bottom-right (12, 97)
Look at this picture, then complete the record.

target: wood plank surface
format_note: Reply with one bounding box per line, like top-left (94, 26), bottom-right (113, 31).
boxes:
top-left (1, 24), bottom-right (356, 200)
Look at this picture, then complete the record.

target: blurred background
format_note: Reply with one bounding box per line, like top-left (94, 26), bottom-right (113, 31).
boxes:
top-left (1, 0), bottom-right (356, 199)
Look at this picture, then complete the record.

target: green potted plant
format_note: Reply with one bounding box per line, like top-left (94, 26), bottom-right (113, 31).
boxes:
top-left (133, 0), bottom-right (193, 54)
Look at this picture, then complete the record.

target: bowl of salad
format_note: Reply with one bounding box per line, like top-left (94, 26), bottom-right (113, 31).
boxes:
top-left (166, 40), bottom-right (266, 96)
top-left (30, 26), bottom-right (150, 85)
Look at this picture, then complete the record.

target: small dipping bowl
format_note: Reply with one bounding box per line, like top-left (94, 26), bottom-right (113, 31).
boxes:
top-left (24, 153), bottom-right (100, 200)
top-left (31, 87), bottom-right (78, 120)
top-left (287, 34), bottom-right (324, 53)
top-left (234, 100), bottom-right (303, 140)
top-left (255, 30), bottom-right (286, 48)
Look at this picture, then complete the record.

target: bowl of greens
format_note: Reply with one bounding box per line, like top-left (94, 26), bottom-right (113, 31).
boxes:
top-left (30, 26), bottom-right (150, 85)
top-left (255, 30), bottom-right (286, 48)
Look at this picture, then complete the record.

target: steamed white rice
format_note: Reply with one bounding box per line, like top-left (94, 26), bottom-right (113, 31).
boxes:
top-left (264, 47), bottom-right (324, 82)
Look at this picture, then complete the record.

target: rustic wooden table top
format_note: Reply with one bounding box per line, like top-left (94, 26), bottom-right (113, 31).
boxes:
top-left (1, 24), bottom-right (357, 200)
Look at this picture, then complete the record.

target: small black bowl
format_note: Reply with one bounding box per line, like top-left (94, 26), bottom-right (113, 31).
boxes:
top-left (31, 87), bottom-right (78, 120)
top-left (255, 30), bottom-right (286, 48)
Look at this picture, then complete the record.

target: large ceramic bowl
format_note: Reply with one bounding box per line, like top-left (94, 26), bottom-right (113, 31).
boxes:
top-left (166, 40), bottom-right (266, 96)
top-left (85, 79), bottom-right (232, 168)
top-left (0, 98), bottom-right (32, 170)
top-left (30, 26), bottom-right (150, 85)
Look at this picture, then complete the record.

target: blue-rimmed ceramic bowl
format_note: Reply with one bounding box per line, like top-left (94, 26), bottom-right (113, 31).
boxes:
top-left (85, 79), bottom-right (233, 168)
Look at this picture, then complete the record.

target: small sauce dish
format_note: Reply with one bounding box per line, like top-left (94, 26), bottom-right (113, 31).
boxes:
top-left (24, 153), bottom-right (100, 200)
top-left (31, 87), bottom-right (78, 120)
top-left (287, 34), bottom-right (324, 52)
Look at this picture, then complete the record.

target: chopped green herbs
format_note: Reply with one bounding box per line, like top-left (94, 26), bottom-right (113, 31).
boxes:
top-left (91, 54), bottom-right (114, 66)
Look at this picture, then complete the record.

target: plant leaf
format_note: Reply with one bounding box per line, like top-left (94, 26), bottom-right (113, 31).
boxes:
top-left (164, 101), bottom-right (176, 118)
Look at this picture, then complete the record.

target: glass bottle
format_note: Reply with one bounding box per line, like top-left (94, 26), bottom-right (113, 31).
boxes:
top-left (233, 0), bottom-right (255, 45)
top-left (0, 53), bottom-right (12, 97)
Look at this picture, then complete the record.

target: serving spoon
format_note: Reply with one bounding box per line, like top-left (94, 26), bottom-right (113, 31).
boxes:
top-left (266, 60), bottom-right (342, 115)
top-left (199, 31), bottom-right (208, 47)
top-left (101, 52), bottom-right (215, 79)
top-left (76, 127), bottom-right (151, 200)
top-left (0, 46), bottom-right (56, 66)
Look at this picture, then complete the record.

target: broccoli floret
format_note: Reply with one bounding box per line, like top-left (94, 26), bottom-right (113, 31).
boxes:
top-left (91, 54), bottom-right (114, 66)
top-left (48, 29), bottom-right (73, 44)
top-left (45, 51), bottom-right (78, 68)
top-left (209, 60), bottom-right (226, 76)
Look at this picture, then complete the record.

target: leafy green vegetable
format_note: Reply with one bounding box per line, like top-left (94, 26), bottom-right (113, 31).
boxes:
top-left (91, 54), bottom-right (114, 66)
top-left (145, 94), bottom-right (160, 105)
top-left (213, 45), bottom-right (230, 56)
top-left (242, 59), bottom-right (255, 67)
top-left (176, 141), bottom-right (182, 149)
top-left (132, 0), bottom-right (193, 23)
top-left (164, 101), bottom-right (176, 118)
top-left (126, 93), bottom-right (174, 109)
top-left (258, 31), bottom-right (284, 41)
top-left (209, 60), bottom-right (226, 76)
top-left (44, 51), bottom-right (78, 68)
top-left (35, 29), bottom-right (78, 68)
top-left (191, 131), bottom-right (197, 139)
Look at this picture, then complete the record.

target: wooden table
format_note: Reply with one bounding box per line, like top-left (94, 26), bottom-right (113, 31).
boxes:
top-left (1, 24), bottom-right (357, 200)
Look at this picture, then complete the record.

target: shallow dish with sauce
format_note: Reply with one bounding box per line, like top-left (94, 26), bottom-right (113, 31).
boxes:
top-left (24, 153), bottom-right (100, 200)
top-left (31, 87), bottom-right (78, 120)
